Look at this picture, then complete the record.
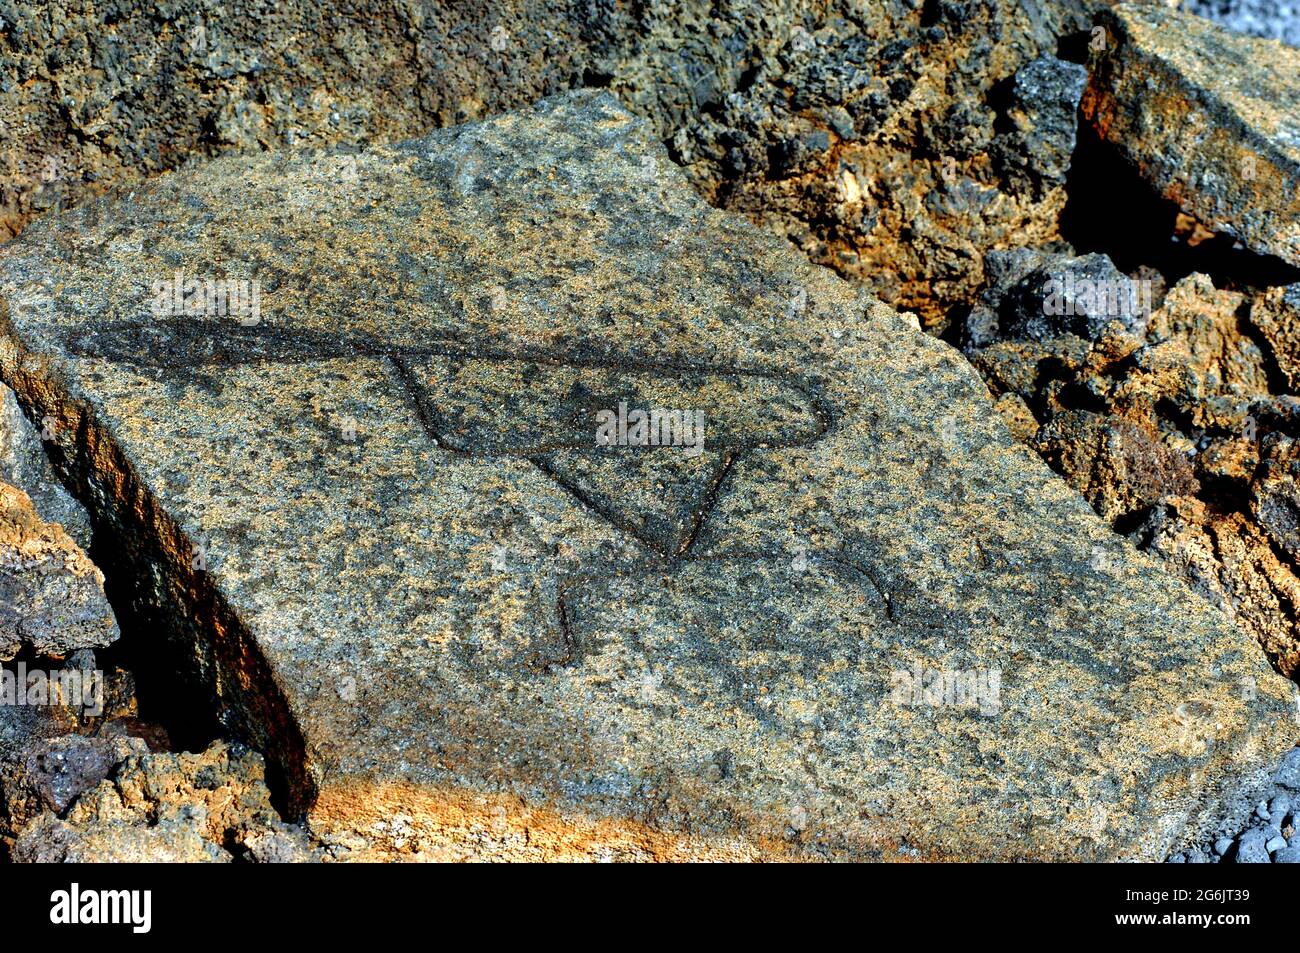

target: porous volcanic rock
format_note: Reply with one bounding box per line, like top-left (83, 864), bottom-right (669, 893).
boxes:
top-left (1249, 285), bottom-right (1300, 392)
top-left (991, 55), bottom-right (1089, 199)
top-left (1, 733), bottom-right (146, 836)
top-left (671, 10), bottom-right (1097, 329)
top-left (0, 0), bottom-right (636, 240)
top-left (12, 741), bottom-right (315, 862)
top-left (964, 248), bottom-right (1151, 346)
top-left (0, 91), bottom-right (1293, 861)
top-left (971, 266), bottom-right (1300, 680)
top-left (1, 653), bottom-right (179, 849)
top-left (1082, 4), bottom-right (1300, 267)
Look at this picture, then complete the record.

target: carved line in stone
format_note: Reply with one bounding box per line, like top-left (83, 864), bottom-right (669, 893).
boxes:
top-left (68, 320), bottom-right (835, 556)
top-left (65, 320), bottom-right (860, 665)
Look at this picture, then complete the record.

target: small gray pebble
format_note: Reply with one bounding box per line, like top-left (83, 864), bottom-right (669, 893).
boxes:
top-left (1167, 853), bottom-right (1186, 863)
top-left (1275, 845), bottom-right (1300, 864)
top-left (65, 648), bottom-right (97, 671)
top-left (1256, 801), bottom-right (1271, 820)
top-left (1270, 794), bottom-right (1292, 819)
top-left (1235, 828), bottom-right (1271, 863)
top-left (1267, 835), bottom-right (1288, 853)
top-left (1214, 836), bottom-right (1234, 856)
top-left (1235, 841), bottom-right (1271, 863)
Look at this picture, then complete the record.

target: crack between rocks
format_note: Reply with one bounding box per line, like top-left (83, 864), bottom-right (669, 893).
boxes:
top-left (0, 309), bottom-right (317, 820)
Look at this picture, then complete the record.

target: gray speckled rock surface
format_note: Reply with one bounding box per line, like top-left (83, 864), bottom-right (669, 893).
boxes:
top-left (0, 90), bottom-right (1294, 860)
top-left (992, 56), bottom-right (1088, 198)
top-left (1083, 4), bottom-right (1300, 266)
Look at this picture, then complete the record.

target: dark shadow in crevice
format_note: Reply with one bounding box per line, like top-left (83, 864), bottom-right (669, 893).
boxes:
top-left (74, 474), bottom-right (308, 821)
top-left (1052, 378), bottom-right (1110, 416)
top-left (20, 421), bottom-right (224, 758)
top-left (580, 68), bottom-right (614, 88)
top-left (1113, 505), bottom-right (1154, 538)
top-left (1234, 298), bottom-right (1294, 396)
top-left (85, 527), bottom-right (223, 756)
top-left (986, 73), bottom-right (1019, 139)
top-left (1055, 29), bottom-right (1094, 65)
top-left (1059, 123), bottom-right (1300, 292)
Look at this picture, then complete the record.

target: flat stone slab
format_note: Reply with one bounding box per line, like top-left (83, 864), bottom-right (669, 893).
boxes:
top-left (1083, 4), bottom-right (1300, 266)
top-left (0, 91), bottom-right (1294, 860)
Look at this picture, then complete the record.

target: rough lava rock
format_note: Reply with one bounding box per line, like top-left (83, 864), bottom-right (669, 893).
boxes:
top-left (0, 733), bottom-right (146, 836)
top-left (0, 0), bottom-right (642, 240)
top-left (0, 383), bottom-right (92, 548)
top-left (1083, 4), bottom-right (1300, 266)
top-left (0, 90), bottom-right (1293, 861)
top-left (992, 55), bottom-right (1089, 199)
top-left (1249, 284), bottom-right (1300, 392)
top-left (12, 741), bottom-right (315, 863)
top-left (965, 248), bottom-right (1150, 346)
top-left (670, 1), bottom-right (1099, 328)
top-left (972, 266), bottom-right (1300, 679)
top-left (0, 480), bottom-right (117, 660)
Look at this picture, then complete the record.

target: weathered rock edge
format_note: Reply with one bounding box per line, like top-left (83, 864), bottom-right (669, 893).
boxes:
top-left (0, 479), bottom-right (117, 660)
top-left (1082, 4), bottom-right (1300, 267)
top-left (0, 329), bottom-right (314, 814)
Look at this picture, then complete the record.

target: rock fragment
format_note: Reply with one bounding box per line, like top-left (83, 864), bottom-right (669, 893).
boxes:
top-left (992, 56), bottom-right (1089, 198)
top-left (1082, 4), bottom-right (1300, 266)
top-left (0, 734), bottom-right (146, 835)
top-left (12, 741), bottom-right (312, 863)
top-left (0, 382), bottom-right (92, 548)
top-left (0, 480), bottom-right (117, 660)
top-left (1144, 274), bottom-right (1267, 397)
top-left (970, 249), bottom-right (1152, 344)
top-left (1233, 827), bottom-right (1272, 862)
top-left (1248, 284), bottom-right (1300, 392)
